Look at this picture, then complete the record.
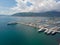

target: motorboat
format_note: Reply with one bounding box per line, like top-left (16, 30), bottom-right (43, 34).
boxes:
top-left (38, 28), bottom-right (46, 32)
top-left (51, 31), bottom-right (56, 35)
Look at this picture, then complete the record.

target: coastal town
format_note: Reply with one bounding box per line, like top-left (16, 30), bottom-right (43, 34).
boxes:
top-left (7, 18), bottom-right (60, 35)
top-left (19, 20), bottom-right (60, 35)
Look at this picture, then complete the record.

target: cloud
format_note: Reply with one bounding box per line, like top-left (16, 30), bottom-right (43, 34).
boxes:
top-left (0, 6), bottom-right (15, 15)
top-left (11, 0), bottom-right (60, 13)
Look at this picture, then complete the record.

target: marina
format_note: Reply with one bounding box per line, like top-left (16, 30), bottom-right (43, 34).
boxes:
top-left (7, 19), bottom-right (60, 35)
top-left (19, 19), bottom-right (60, 35)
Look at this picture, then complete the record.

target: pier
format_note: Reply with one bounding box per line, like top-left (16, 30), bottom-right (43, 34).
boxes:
top-left (19, 21), bottom-right (60, 35)
top-left (13, 18), bottom-right (60, 35)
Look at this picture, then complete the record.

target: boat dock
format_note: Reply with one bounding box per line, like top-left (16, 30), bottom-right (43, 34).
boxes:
top-left (7, 17), bottom-right (60, 35)
top-left (19, 22), bottom-right (60, 35)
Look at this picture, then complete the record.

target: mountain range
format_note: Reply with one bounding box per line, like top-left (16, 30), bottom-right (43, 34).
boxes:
top-left (12, 11), bottom-right (60, 17)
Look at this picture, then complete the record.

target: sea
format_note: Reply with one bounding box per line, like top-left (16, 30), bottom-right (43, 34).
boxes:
top-left (0, 15), bottom-right (60, 45)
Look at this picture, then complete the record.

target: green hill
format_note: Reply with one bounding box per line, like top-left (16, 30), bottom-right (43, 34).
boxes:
top-left (12, 11), bottom-right (60, 17)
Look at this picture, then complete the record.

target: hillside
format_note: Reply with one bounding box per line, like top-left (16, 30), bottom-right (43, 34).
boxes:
top-left (12, 11), bottom-right (60, 17)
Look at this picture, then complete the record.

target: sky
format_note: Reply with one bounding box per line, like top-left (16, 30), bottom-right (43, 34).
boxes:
top-left (0, 0), bottom-right (60, 15)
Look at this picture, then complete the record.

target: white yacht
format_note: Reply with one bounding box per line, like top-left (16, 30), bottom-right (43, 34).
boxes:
top-left (38, 28), bottom-right (44, 32)
top-left (38, 27), bottom-right (47, 32)
top-left (51, 31), bottom-right (56, 35)
top-left (47, 30), bottom-right (52, 34)
top-left (44, 28), bottom-right (49, 33)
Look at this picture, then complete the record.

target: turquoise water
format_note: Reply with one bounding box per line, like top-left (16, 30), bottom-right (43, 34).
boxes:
top-left (0, 16), bottom-right (60, 45)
